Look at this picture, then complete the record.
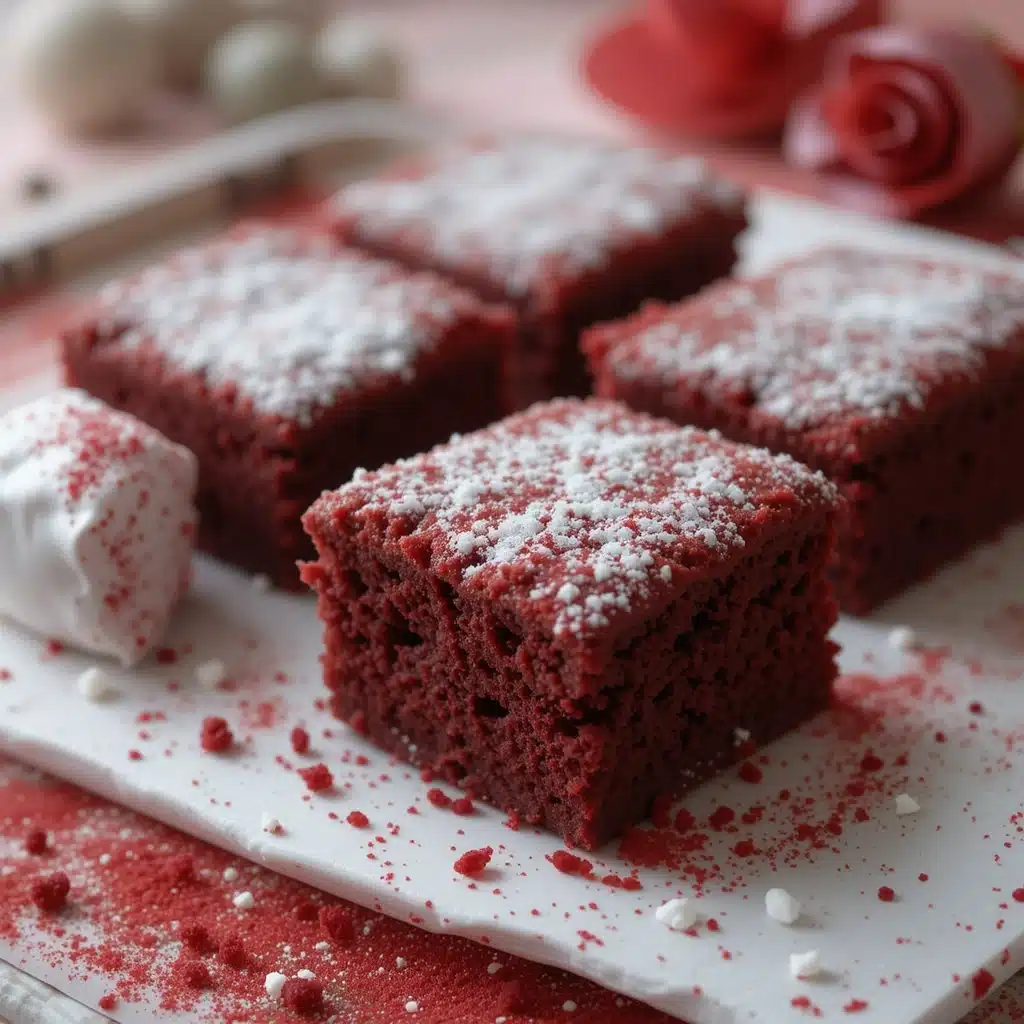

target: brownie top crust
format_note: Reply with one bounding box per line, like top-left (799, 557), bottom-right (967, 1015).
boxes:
top-left (330, 135), bottom-right (745, 298)
top-left (588, 247), bottom-right (1024, 435)
top-left (307, 398), bottom-right (836, 642)
top-left (83, 227), bottom-right (494, 426)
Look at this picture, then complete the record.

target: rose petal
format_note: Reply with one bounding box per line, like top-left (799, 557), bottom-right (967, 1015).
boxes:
top-left (785, 27), bottom-right (1023, 218)
top-left (823, 65), bottom-right (953, 185)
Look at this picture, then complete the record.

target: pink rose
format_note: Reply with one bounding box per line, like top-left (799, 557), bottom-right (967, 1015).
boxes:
top-left (784, 26), bottom-right (1024, 218)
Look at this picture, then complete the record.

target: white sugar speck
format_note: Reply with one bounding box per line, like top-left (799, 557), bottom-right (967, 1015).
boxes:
top-left (563, 1001), bottom-right (578, 1013)
top-left (232, 891), bottom-right (255, 910)
top-left (265, 972), bottom-right (287, 999)
top-left (195, 659), bottom-right (227, 689)
top-left (405, 1000), bottom-right (419, 1013)
top-left (888, 626), bottom-right (918, 651)
top-left (98, 853), bottom-right (112, 866)
top-left (396, 957), bottom-right (406, 969)
top-left (296, 969), bottom-right (316, 980)
top-left (487, 961), bottom-right (502, 975)
top-left (790, 950), bottom-right (823, 979)
top-left (765, 888), bottom-right (801, 925)
top-left (654, 897), bottom-right (699, 931)
top-left (222, 866), bottom-right (239, 883)
top-left (261, 812), bottom-right (282, 834)
top-left (77, 667), bottom-right (115, 702)
top-left (734, 727), bottom-right (751, 745)
top-left (315, 941), bottom-right (331, 952)
top-left (894, 793), bottom-right (920, 815)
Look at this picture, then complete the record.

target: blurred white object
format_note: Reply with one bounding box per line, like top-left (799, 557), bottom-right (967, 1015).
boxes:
top-left (315, 18), bottom-right (405, 101)
top-left (205, 20), bottom-right (322, 125)
top-left (9, 0), bottom-right (160, 135)
top-left (121, 0), bottom-right (238, 92)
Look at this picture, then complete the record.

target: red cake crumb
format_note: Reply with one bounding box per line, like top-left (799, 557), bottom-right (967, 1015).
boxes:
top-left (709, 806), bottom-right (735, 830)
top-left (972, 968), bottom-right (995, 999)
top-left (877, 886), bottom-right (896, 903)
top-left (426, 788), bottom-right (451, 809)
top-left (295, 901), bottom-right (319, 923)
top-left (156, 647), bottom-right (178, 665)
top-left (738, 762), bottom-right (763, 784)
top-left (843, 999), bottom-right (869, 1013)
top-left (674, 808), bottom-right (696, 832)
top-left (290, 727), bottom-right (311, 755)
top-left (181, 923), bottom-right (214, 953)
top-left (319, 905), bottom-right (355, 944)
top-left (200, 716), bottom-right (233, 753)
top-left (218, 936), bottom-right (246, 969)
top-left (24, 829), bottom-right (47, 855)
top-left (31, 872), bottom-right (70, 913)
top-left (1013, 888), bottom-right (1024, 902)
top-left (548, 851), bottom-right (593, 877)
top-left (298, 763), bottom-right (334, 792)
top-left (346, 810), bottom-right (369, 828)
top-left (98, 994), bottom-right (117, 1012)
top-left (969, 701), bottom-right (984, 715)
top-left (453, 846), bottom-right (493, 877)
top-left (650, 794), bottom-right (673, 829)
top-left (282, 977), bottom-right (325, 1016)
top-left (451, 797), bottom-right (474, 816)
top-left (181, 960), bottom-right (212, 990)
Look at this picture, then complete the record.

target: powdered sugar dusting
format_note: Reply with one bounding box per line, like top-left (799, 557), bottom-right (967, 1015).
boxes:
top-left (91, 228), bottom-right (480, 425)
top-left (333, 136), bottom-right (744, 297)
top-left (602, 248), bottom-right (1024, 429)
top-left (316, 399), bottom-right (835, 639)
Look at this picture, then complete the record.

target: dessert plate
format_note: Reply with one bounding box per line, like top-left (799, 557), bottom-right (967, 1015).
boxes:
top-left (2, 104), bottom-right (1024, 1023)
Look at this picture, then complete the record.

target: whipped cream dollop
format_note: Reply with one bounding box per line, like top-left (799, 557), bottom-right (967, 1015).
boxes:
top-left (0, 389), bottom-right (198, 665)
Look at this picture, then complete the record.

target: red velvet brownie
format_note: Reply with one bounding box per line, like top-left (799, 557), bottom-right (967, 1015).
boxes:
top-left (62, 226), bottom-right (514, 588)
top-left (301, 398), bottom-right (839, 848)
top-left (327, 135), bottom-right (747, 408)
top-left (584, 247), bottom-right (1024, 613)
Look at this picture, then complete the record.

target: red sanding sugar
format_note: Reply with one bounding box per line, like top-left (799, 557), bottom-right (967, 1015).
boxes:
top-left (453, 846), bottom-right (493, 877)
top-left (298, 763), bottom-right (333, 792)
top-left (31, 872), bottom-right (70, 913)
top-left (200, 716), bottom-right (233, 753)
top-left (319, 905), bottom-right (355, 944)
top-left (877, 886), bottom-right (896, 903)
top-left (281, 977), bottom-right (325, 1016)
top-left (24, 829), bottom-right (47, 855)
top-left (290, 727), bottom-right (311, 755)
top-left (548, 851), bottom-right (593, 876)
top-left (346, 810), bottom-right (369, 828)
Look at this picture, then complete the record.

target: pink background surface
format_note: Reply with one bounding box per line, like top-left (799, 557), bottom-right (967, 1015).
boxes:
top-left (1, 0), bottom-right (1023, 222)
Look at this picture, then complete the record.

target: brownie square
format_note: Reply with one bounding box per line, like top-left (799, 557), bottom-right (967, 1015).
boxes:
top-left (584, 246), bottom-right (1024, 613)
top-left (327, 135), bottom-right (748, 409)
top-left (62, 226), bottom-right (515, 589)
top-left (301, 398), bottom-right (839, 849)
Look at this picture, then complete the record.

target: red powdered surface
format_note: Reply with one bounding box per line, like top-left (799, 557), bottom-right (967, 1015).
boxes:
top-left (0, 756), bottom-right (671, 1022)
top-left (199, 716), bottom-right (233, 753)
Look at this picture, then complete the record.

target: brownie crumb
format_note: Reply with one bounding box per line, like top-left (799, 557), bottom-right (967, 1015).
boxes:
top-left (282, 977), bottom-right (324, 1016)
top-left (24, 829), bottom-right (48, 855)
top-left (200, 716), bottom-right (234, 753)
top-left (31, 872), bottom-right (70, 913)
top-left (453, 846), bottom-right (493, 877)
